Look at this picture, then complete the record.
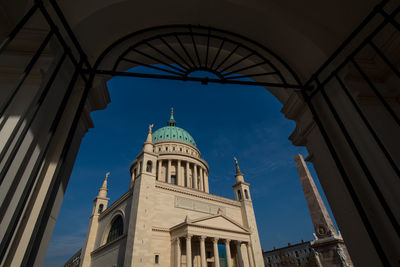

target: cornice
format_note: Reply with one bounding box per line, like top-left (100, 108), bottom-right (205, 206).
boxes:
top-left (152, 226), bottom-right (170, 232)
top-left (155, 181), bottom-right (240, 207)
top-left (154, 140), bottom-right (199, 153)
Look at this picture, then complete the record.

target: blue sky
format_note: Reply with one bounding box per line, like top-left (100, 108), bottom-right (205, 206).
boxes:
top-left (43, 70), bottom-right (336, 266)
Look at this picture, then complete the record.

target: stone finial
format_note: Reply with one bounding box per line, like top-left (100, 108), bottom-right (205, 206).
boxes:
top-left (234, 156), bottom-right (244, 183)
top-left (234, 157), bottom-right (243, 175)
top-left (148, 124), bottom-right (154, 134)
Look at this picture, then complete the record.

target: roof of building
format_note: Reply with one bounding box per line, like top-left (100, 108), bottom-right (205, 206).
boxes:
top-left (152, 109), bottom-right (197, 147)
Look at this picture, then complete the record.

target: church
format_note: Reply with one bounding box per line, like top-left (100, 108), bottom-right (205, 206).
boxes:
top-left (78, 110), bottom-right (264, 267)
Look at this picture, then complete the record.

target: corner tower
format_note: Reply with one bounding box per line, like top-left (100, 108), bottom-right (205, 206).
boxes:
top-left (232, 157), bottom-right (264, 267)
top-left (80, 173), bottom-right (110, 267)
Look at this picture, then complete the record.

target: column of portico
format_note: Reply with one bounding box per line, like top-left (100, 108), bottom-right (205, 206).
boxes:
top-left (157, 160), bottom-right (162, 181)
top-left (213, 238), bottom-right (220, 267)
top-left (167, 159), bottom-right (171, 183)
top-left (175, 237), bottom-right (181, 267)
top-left (200, 236), bottom-right (207, 267)
top-left (193, 164), bottom-right (198, 189)
top-left (225, 239), bottom-right (232, 267)
top-left (186, 161), bottom-right (190, 187)
top-left (246, 243), bottom-right (254, 267)
top-left (236, 241), bottom-right (244, 267)
top-left (186, 235), bottom-right (192, 267)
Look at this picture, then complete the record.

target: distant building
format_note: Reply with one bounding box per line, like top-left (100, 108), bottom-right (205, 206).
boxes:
top-left (263, 240), bottom-right (311, 267)
top-left (64, 249), bottom-right (81, 267)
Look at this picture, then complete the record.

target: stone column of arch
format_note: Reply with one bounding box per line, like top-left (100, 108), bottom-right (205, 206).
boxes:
top-left (186, 235), bottom-right (192, 267)
top-left (225, 239), bottom-right (232, 267)
top-left (213, 237), bottom-right (220, 267)
top-left (200, 236), bottom-right (207, 267)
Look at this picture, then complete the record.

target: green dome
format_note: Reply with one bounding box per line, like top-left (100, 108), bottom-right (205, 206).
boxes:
top-left (152, 109), bottom-right (197, 147)
top-left (152, 126), bottom-right (197, 147)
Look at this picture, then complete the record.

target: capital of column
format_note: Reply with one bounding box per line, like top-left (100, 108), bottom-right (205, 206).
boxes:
top-left (200, 235), bottom-right (207, 241)
top-left (186, 234), bottom-right (193, 240)
top-left (213, 237), bottom-right (219, 243)
top-left (225, 239), bottom-right (231, 244)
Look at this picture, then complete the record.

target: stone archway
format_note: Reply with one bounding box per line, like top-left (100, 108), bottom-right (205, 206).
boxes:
top-left (0, 0), bottom-right (399, 266)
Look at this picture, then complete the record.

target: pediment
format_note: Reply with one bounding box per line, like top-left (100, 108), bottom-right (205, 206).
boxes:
top-left (190, 214), bottom-right (249, 233)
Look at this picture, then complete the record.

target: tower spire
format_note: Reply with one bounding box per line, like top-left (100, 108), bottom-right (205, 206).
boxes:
top-left (234, 157), bottom-right (244, 183)
top-left (98, 172), bottom-right (109, 198)
top-left (143, 124), bottom-right (155, 152)
top-left (294, 154), bottom-right (337, 238)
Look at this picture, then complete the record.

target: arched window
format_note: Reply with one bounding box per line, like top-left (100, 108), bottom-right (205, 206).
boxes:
top-left (244, 189), bottom-right (249, 199)
top-left (146, 161), bottom-right (153, 172)
top-left (98, 204), bottom-right (104, 213)
top-left (237, 190), bottom-right (242, 200)
top-left (107, 215), bottom-right (123, 243)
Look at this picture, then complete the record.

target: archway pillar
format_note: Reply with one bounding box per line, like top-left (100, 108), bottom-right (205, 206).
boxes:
top-left (283, 82), bottom-right (400, 267)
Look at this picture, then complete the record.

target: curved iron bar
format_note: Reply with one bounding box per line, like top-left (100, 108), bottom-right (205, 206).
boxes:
top-left (183, 67), bottom-right (225, 80)
top-left (94, 24), bottom-right (303, 88)
top-left (111, 30), bottom-right (289, 87)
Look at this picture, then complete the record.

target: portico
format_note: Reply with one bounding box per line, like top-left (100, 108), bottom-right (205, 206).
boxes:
top-left (170, 214), bottom-right (255, 267)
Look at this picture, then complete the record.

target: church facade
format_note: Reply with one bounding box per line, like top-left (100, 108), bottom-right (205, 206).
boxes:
top-left (78, 111), bottom-right (264, 267)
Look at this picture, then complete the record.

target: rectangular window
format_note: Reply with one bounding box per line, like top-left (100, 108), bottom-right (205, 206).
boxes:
top-left (155, 254), bottom-right (159, 264)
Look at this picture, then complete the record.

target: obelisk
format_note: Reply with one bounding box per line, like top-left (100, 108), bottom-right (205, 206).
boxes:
top-left (294, 154), bottom-right (337, 238)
